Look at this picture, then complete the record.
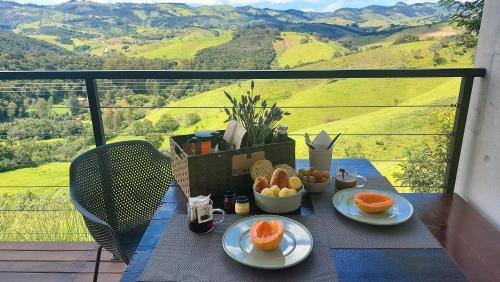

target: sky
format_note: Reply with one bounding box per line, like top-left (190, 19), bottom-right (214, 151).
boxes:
top-left (11, 0), bottom-right (439, 12)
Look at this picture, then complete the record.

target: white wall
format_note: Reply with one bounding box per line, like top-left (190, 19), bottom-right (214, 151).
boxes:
top-left (455, 0), bottom-right (500, 230)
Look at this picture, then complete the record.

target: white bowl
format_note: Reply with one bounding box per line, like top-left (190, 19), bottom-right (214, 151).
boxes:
top-left (303, 177), bottom-right (332, 193)
top-left (253, 186), bottom-right (304, 214)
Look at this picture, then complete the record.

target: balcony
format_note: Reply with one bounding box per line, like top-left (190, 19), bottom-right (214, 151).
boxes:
top-left (0, 69), bottom-right (498, 281)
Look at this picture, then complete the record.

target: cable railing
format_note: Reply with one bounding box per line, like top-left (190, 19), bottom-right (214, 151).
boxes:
top-left (0, 69), bottom-right (486, 241)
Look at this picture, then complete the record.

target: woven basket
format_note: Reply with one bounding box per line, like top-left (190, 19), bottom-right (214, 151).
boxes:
top-left (170, 132), bottom-right (295, 197)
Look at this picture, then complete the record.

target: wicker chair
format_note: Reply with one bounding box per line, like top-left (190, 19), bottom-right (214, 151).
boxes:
top-left (69, 141), bottom-right (173, 282)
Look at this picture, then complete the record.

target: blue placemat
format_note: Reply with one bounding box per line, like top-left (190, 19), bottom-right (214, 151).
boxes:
top-left (332, 248), bottom-right (467, 282)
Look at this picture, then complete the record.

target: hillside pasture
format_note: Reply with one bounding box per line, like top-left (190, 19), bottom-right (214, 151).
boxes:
top-left (273, 32), bottom-right (347, 68)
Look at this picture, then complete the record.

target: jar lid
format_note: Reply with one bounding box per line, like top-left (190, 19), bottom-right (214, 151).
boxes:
top-left (224, 190), bottom-right (236, 197)
top-left (277, 125), bottom-right (288, 130)
top-left (195, 130), bottom-right (217, 138)
top-left (235, 196), bottom-right (249, 203)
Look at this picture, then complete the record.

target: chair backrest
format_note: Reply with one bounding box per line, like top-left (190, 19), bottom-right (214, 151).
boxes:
top-left (70, 140), bottom-right (173, 262)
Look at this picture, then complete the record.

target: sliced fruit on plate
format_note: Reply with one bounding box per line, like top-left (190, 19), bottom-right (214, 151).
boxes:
top-left (354, 192), bottom-right (395, 213)
top-left (250, 220), bottom-right (284, 251)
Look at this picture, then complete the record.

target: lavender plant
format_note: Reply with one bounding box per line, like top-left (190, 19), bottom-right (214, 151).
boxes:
top-left (224, 81), bottom-right (290, 147)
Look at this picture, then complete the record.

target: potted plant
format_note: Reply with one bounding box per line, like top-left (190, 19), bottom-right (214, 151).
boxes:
top-left (223, 80), bottom-right (290, 147)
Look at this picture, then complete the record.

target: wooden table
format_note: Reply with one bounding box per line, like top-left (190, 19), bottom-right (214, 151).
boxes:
top-left (121, 159), bottom-right (500, 281)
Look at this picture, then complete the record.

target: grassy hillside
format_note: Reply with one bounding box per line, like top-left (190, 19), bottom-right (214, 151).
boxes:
top-left (0, 162), bottom-right (70, 194)
top-left (127, 30), bottom-right (232, 60)
top-left (273, 32), bottom-right (347, 68)
top-left (303, 40), bottom-right (472, 69)
top-left (344, 22), bottom-right (456, 48)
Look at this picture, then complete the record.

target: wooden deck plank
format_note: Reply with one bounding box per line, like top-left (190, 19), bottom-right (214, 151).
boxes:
top-left (0, 261), bottom-right (126, 273)
top-left (0, 272), bottom-right (122, 282)
top-left (0, 242), bottom-right (98, 251)
top-left (0, 241), bottom-right (126, 281)
top-left (0, 250), bottom-right (115, 261)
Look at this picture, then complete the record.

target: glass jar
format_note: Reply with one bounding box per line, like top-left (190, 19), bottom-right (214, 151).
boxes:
top-left (223, 191), bottom-right (236, 211)
top-left (234, 196), bottom-right (250, 215)
top-left (275, 125), bottom-right (288, 143)
top-left (194, 131), bottom-right (216, 155)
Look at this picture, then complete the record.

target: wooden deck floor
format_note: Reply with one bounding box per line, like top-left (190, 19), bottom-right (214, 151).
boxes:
top-left (0, 242), bottom-right (126, 282)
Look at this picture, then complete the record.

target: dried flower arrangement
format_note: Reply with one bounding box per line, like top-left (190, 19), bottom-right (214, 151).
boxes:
top-left (224, 80), bottom-right (290, 147)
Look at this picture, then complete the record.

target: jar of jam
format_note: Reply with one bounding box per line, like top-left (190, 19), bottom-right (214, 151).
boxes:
top-left (224, 191), bottom-right (236, 211)
top-left (235, 196), bottom-right (250, 215)
top-left (194, 131), bottom-right (215, 155)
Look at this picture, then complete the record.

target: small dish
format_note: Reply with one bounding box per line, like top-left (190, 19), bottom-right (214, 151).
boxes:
top-left (303, 176), bottom-right (332, 193)
top-left (222, 215), bottom-right (313, 269)
top-left (332, 188), bottom-right (413, 226)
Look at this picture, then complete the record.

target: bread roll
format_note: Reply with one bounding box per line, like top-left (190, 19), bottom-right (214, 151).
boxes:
top-left (270, 168), bottom-right (289, 188)
top-left (254, 176), bottom-right (269, 193)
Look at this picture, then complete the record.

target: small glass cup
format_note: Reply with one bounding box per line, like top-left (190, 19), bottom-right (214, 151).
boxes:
top-left (334, 167), bottom-right (366, 191)
top-left (187, 199), bottom-right (225, 233)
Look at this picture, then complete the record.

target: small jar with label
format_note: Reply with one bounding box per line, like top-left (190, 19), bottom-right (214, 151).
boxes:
top-left (223, 191), bottom-right (236, 211)
top-left (234, 196), bottom-right (250, 215)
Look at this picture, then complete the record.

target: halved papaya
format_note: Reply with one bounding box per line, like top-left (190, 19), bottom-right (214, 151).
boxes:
top-left (250, 220), bottom-right (284, 251)
top-left (354, 192), bottom-right (395, 213)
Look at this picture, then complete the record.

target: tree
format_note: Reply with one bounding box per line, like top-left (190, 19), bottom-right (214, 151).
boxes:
top-left (112, 110), bottom-right (125, 130)
top-left (155, 114), bottom-right (179, 132)
top-left (102, 110), bottom-right (115, 131)
top-left (145, 133), bottom-right (165, 149)
top-left (393, 35), bottom-right (420, 45)
top-left (440, 0), bottom-right (483, 35)
top-left (394, 109), bottom-right (454, 192)
top-left (130, 119), bottom-right (154, 136)
top-left (33, 98), bottom-right (50, 119)
top-left (440, 0), bottom-right (484, 47)
top-left (183, 113), bottom-right (201, 126)
top-left (7, 101), bottom-right (16, 119)
top-left (65, 91), bottom-right (80, 116)
top-left (430, 43), bottom-right (447, 65)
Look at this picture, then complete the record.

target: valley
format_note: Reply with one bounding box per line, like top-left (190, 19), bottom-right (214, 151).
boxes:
top-left (0, 1), bottom-right (471, 193)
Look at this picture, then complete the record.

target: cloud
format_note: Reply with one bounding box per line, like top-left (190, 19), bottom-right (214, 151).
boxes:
top-left (324, 0), bottom-right (344, 12)
top-left (93, 0), bottom-right (297, 4)
top-left (14, 0), bottom-right (298, 4)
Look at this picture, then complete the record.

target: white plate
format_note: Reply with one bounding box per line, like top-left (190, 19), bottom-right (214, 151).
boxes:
top-left (332, 188), bottom-right (413, 226)
top-left (222, 215), bottom-right (313, 269)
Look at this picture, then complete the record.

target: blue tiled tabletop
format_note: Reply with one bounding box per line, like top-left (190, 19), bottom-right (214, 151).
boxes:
top-left (120, 158), bottom-right (465, 281)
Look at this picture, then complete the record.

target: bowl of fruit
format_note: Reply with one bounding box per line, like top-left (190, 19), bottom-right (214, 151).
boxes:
top-left (252, 162), bottom-right (304, 214)
top-left (298, 167), bottom-right (331, 193)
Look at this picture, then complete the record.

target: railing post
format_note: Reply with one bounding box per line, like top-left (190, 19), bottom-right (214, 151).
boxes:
top-left (85, 78), bottom-right (105, 147)
top-left (445, 76), bottom-right (475, 193)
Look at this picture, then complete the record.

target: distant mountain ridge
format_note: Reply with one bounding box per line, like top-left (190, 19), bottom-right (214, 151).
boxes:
top-left (316, 2), bottom-right (450, 28)
top-left (0, 1), bottom-right (451, 34)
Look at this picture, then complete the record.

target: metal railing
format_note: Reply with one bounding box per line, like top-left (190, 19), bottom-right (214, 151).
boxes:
top-left (0, 68), bottom-right (488, 241)
top-left (0, 68), bottom-right (485, 193)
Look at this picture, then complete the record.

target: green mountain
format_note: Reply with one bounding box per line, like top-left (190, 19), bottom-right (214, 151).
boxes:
top-left (316, 2), bottom-right (451, 28)
top-left (1, 1), bottom-right (451, 38)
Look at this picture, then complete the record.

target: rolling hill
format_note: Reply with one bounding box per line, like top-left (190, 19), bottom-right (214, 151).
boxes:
top-left (0, 1), bottom-right (453, 63)
top-left (315, 2), bottom-right (451, 28)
